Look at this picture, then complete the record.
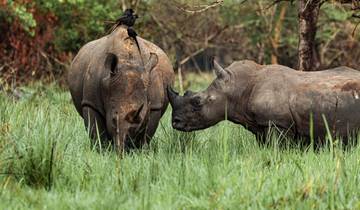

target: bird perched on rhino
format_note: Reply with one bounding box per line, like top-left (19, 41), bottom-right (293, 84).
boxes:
top-left (112, 9), bottom-right (141, 56)
top-left (116, 9), bottom-right (138, 27)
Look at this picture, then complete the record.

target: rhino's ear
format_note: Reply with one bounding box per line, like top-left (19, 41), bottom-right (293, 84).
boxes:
top-left (105, 53), bottom-right (118, 76)
top-left (184, 90), bottom-right (195, 97)
top-left (213, 59), bottom-right (229, 79)
top-left (145, 53), bottom-right (158, 73)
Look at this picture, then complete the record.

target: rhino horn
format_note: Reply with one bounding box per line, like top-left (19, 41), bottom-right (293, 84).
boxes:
top-left (167, 86), bottom-right (179, 106)
top-left (145, 53), bottom-right (158, 73)
top-left (213, 59), bottom-right (228, 78)
top-left (125, 103), bottom-right (144, 124)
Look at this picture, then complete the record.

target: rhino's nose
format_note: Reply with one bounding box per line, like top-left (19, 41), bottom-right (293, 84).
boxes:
top-left (172, 117), bottom-right (182, 127)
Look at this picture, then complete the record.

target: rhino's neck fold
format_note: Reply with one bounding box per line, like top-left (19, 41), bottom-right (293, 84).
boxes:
top-left (226, 81), bottom-right (256, 127)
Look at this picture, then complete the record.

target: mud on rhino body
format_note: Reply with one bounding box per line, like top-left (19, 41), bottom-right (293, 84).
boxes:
top-left (168, 60), bottom-right (360, 145)
top-left (68, 26), bottom-right (174, 151)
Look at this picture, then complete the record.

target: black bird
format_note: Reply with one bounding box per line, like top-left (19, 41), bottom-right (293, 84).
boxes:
top-left (116, 9), bottom-right (138, 27)
top-left (115, 9), bottom-right (141, 57)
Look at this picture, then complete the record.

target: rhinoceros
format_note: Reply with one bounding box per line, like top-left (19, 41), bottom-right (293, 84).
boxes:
top-left (68, 25), bottom-right (174, 151)
top-left (167, 60), bottom-right (360, 144)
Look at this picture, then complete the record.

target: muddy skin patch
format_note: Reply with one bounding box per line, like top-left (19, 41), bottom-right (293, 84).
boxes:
top-left (335, 81), bottom-right (360, 99)
top-left (339, 81), bottom-right (360, 92)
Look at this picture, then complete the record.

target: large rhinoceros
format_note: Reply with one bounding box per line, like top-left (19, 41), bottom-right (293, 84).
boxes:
top-left (68, 25), bottom-right (174, 151)
top-left (167, 60), bottom-right (360, 144)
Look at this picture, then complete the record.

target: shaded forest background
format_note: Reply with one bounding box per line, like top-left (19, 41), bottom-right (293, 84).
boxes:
top-left (1, 0), bottom-right (360, 86)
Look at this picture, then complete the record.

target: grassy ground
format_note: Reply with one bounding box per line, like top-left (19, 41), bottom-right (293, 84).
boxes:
top-left (1, 74), bottom-right (360, 209)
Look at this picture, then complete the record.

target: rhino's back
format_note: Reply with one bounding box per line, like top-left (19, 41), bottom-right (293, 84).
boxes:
top-left (289, 67), bottom-right (360, 137)
top-left (248, 65), bottom-right (360, 138)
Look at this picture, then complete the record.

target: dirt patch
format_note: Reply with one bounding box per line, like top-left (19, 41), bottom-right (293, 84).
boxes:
top-left (340, 81), bottom-right (360, 92)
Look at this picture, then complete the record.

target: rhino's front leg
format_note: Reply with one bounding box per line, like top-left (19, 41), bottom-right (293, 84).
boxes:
top-left (146, 110), bottom-right (163, 140)
top-left (82, 107), bottom-right (110, 147)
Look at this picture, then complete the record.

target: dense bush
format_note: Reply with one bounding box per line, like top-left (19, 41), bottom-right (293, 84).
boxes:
top-left (0, 0), bottom-right (122, 86)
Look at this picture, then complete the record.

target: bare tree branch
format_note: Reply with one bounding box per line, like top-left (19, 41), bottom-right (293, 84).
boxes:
top-left (179, 48), bottom-right (206, 65)
top-left (175, 0), bottom-right (224, 14)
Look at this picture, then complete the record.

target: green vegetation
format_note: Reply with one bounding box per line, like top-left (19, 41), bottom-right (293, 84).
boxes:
top-left (1, 76), bottom-right (360, 209)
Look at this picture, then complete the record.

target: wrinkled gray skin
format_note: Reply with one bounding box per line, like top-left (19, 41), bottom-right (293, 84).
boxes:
top-left (68, 26), bottom-right (174, 151)
top-left (168, 60), bottom-right (360, 144)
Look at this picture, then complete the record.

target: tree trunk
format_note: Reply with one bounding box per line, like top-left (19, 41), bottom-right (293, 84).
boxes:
top-left (298, 0), bottom-right (321, 71)
top-left (271, 3), bottom-right (287, 64)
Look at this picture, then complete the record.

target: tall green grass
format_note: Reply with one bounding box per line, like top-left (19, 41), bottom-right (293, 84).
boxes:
top-left (0, 81), bottom-right (360, 209)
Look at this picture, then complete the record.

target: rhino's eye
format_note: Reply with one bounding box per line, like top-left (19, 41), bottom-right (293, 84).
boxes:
top-left (207, 95), bottom-right (216, 102)
top-left (191, 97), bottom-right (202, 108)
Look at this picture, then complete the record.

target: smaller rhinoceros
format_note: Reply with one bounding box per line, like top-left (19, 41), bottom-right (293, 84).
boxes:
top-left (68, 25), bottom-right (174, 151)
top-left (167, 60), bottom-right (360, 145)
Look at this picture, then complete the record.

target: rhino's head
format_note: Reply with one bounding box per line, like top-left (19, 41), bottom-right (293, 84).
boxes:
top-left (102, 52), bottom-right (158, 150)
top-left (167, 60), bottom-right (231, 131)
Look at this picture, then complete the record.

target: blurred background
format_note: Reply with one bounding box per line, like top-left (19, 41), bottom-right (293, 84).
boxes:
top-left (1, 0), bottom-right (360, 87)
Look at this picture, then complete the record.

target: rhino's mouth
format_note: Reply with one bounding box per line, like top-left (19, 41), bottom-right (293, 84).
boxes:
top-left (173, 125), bottom-right (194, 132)
top-left (172, 117), bottom-right (203, 132)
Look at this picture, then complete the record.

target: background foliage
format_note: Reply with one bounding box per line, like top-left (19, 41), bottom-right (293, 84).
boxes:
top-left (0, 0), bottom-right (360, 86)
